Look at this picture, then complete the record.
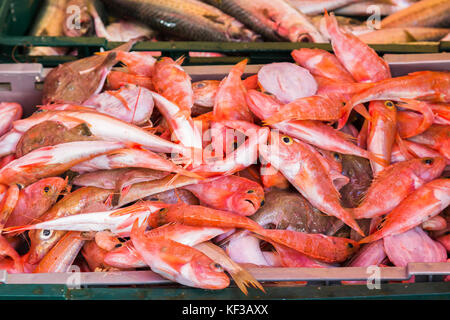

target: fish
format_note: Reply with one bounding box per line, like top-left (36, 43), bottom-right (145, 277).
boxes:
top-left (346, 71), bottom-right (450, 109)
top-left (192, 80), bottom-right (220, 109)
top-left (246, 90), bottom-right (384, 164)
top-left (0, 140), bottom-right (125, 187)
top-left (390, 140), bottom-right (446, 164)
top-left (26, 186), bottom-right (114, 264)
top-left (250, 189), bottom-right (335, 234)
top-left (287, 0), bottom-right (365, 15)
top-left (226, 234), bottom-right (273, 266)
top-left (360, 178), bottom-right (450, 243)
top-left (358, 27), bottom-right (450, 43)
top-left (147, 203), bottom-right (264, 231)
top-left (422, 215), bottom-right (448, 231)
top-left (28, 0), bottom-right (68, 56)
top-left (381, 0), bottom-right (450, 28)
top-left (106, 71), bottom-right (154, 91)
top-left (81, 241), bottom-right (119, 272)
top-left (408, 125), bottom-right (450, 160)
top-left (345, 240), bottom-right (386, 267)
top-left (33, 231), bottom-right (85, 273)
top-left (257, 62), bottom-right (318, 104)
top-left (383, 227), bottom-right (447, 266)
top-left (130, 218), bottom-right (230, 289)
top-left (340, 155), bottom-right (373, 208)
top-left (83, 85), bottom-right (155, 125)
top-left (0, 235), bottom-right (23, 273)
top-left (0, 103), bottom-right (22, 137)
top-left (325, 12), bottom-right (392, 83)
top-left (260, 162), bottom-right (290, 190)
top-left (366, 101), bottom-right (398, 174)
top-left (4, 177), bottom-right (67, 228)
top-left (144, 189), bottom-right (200, 205)
top-left (5, 202), bottom-right (169, 237)
top-left (259, 132), bottom-right (364, 235)
top-left (262, 95), bottom-right (342, 124)
top-left (13, 109), bottom-right (189, 155)
top-left (351, 157), bottom-right (446, 219)
top-left (183, 175), bottom-right (264, 216)
top-left (194, 241), bottom-right (264, 295)
top-left (42, 40), bottom-right (135, 104)
top-left (202, 0), bottom-right (326, 42)
top-left (72, 168), bottom-right (168, 190)
top-left (15, 121), bottom-right (95, 158)
top-left (152, 57), bottom-right (194, 114)
top-left (254, 228), bottom-right (359, 263)
top-left (103, 240), bottom-right (147, 269)
top-left (291, 48), bottom-right (355, 83)
top-left (100, 0), bottom-right (259, 42)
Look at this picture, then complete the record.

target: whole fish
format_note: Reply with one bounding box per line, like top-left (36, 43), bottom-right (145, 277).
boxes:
top-left (383, 227), bottom-right (447, 266)
top-left (152, 57), bottom-right (194, 114)
top-left (15, 121), bottom-right (95, 158)
top-left (381, 0), bottom-right (450, 28)
top-left (28, 0), bottom-right (68, 56)
top-left (42, 41), bottom-right (135, 104)
top-left (26, 186), bottom-right (114, 264)
top-left (346, 71), bottom-right (450, 109)
top-left (0, 141), bottom-right (125, 187)
top-left (250, 189), bottom-right (335, 234)
top-left (360, 179), bottom-right (450, 243)
top-left (259, 132), bottom-right (364, 236)
top-left (130, 218), bottom-right (230, 289)
top-left (351, 157), bottom-right (446, 219)
top-left (100, 0), bottom-right (259, 42)
top-left (12, 110), bottom-right (188, 155)
top-left (340, 155), bottom-right (373, 208)
top-left (366, 101), bottom-right (397, 174)
top-left (33, 231), bottom-right (85, 273)
top-left (183, 175), bottom-right (264, 216)
top-left (4, 177), bottom-right (67, 228)
top-left (83, 85), bottom-right (155, 125)
top-left (0, 103), bottom-right (22, 137)
top-left (287, 0), bottom-right (364, 15)
top-left (72, 168), bottom-right (168, 190)
top-left (202, 0), bottom-right (326, 42)
top-left (358, 27), bottom-right (450, 43)
top-left (254, 229), bottom-right (359, 263)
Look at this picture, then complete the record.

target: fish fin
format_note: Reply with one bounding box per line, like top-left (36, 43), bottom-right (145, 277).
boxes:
top-left (395, 133), bottom-right (417, 160)
top-left (1, 224), bottom-right (34, 234)
top-left (109, 203), bottom-right (147, 217)
top-left (368, 151), bottom-right (390, 167)
top-left (231, 267), bottom-right (265, 295)
top-left (174, 56), bottom-right (185, 66)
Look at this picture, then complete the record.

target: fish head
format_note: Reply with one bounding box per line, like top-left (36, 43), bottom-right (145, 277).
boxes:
top-left (246, 90), bottom-right (282, 120)
top-left (27, 229), bottom-right (65, 264)
top-left (26, 177), bottom-right (68, 205)
top-left (228, 178), bottom-right (265, 216)
top-left (412, 157), bottom-right (446, 182)
top-left (187, 254), bottom-right (230, 290)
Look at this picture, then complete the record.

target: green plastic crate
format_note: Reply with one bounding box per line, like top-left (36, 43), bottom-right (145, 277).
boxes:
top-left (0, 0), bottom-right (447, 67)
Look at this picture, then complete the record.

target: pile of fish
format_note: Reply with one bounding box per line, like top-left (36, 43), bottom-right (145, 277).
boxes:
top-left (28, 0), bottom-right (450, 56)
top-left (0, 12), bottom-right (449, 291)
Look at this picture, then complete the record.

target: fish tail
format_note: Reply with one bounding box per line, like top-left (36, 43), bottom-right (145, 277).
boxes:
top-left (230, 268), bottom-right (265, 295)
top-left (367, 151), bottom-right (390, 167)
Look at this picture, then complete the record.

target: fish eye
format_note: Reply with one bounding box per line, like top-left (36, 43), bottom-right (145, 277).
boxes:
top-left (114, 243), bottom-right (122, 248)
top-left (210, 262), bottom-right (224, 272)
top-left (16, 184), bottom-right (24, 190)
top-left (43, 186), bottom-right (51, 194)
top-left (347, 243), bottom-right (354, 249)
top-left (247, 190), bottom-right (255, 194)
top-left (384, 101), bottom-right (395, 109)
top-left (260, 200), bottom-right (265, 206)
top-left (423, 158), bottom-right (434, 165)
top-left (40, 229), bottom-right (53, 240)
top-left (333, 153), bottom-right (341, 161)
top-left (193, 82), bottom-right (205, 89)
top-left (281, 136), bottom-right (293, 145)
top-left (159, 208), bottom-right (168, 214)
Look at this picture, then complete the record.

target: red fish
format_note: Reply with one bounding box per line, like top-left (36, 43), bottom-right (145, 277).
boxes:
top-left (352, 157), bottom-right (446, 219)
top-left (360, 179), bottom-right (450, 243)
